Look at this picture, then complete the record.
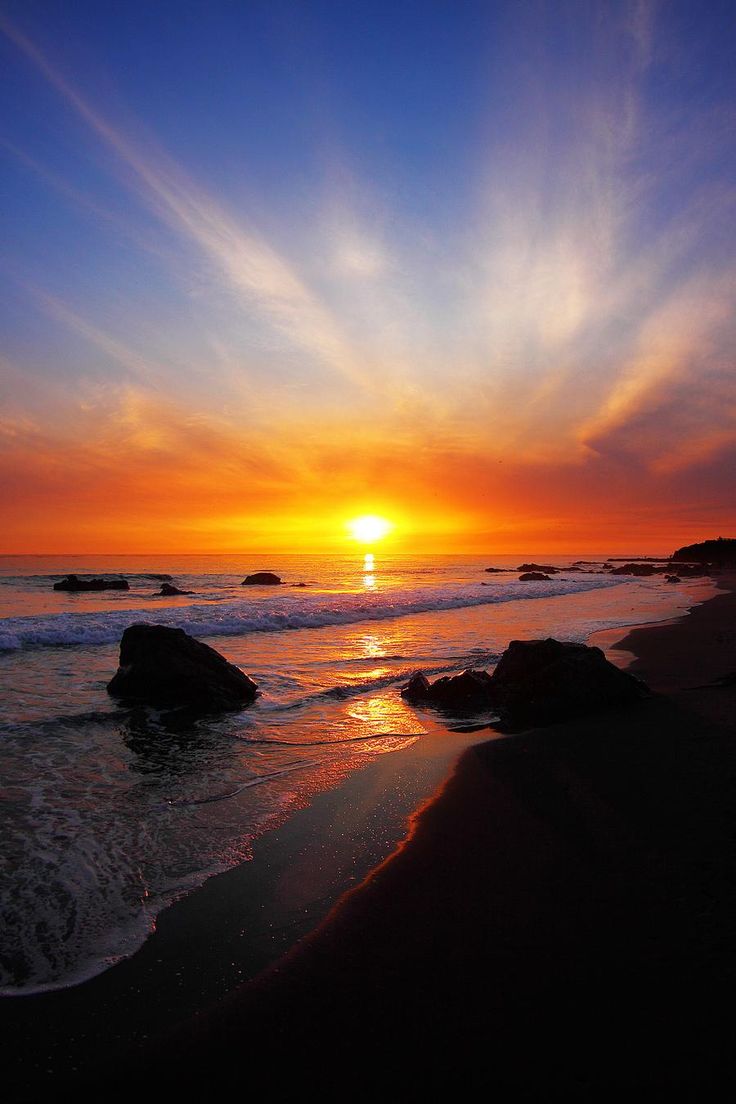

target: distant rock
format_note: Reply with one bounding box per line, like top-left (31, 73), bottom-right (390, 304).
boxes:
top-left (519, 572), bottom-right (551, 581)
top-left (671, 538), bottom-right (736, 566)
top-left (610, 563), bottom-right (660, 576)
top-left (488, 638), bottom-right (648, 726)
top-left (517, 563), bottom-right (558, 574)
top-left (144, 574), bottom-right (174, 581)
top-left (665, 575), bottom-right (681, 583)
top-left (484, 567), bottom-right (510, 573)
top-left (107, 623), bottom-right (257, 712)
top-left (242, 572), bottom-right (282, 586)
top-left (159, 583), bottom-right (192, 596)
top-left (401, 669), bottom-right (495, 708)
top-left (54, 574), bottom-right (129, 592)
top-left (666, 563), bottom-right (707, 577)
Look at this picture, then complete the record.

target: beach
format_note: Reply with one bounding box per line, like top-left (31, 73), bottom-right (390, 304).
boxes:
top-left (3, 568), bottom-right (735, 1098)
top-left (131, 577), bottom-right (736, 1097)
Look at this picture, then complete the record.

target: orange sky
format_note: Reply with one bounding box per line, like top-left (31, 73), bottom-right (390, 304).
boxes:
top-left (1, 7), bottom-right (734, 555)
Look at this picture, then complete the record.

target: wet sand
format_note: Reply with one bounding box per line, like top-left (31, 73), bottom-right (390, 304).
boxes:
top-left (131, 578), bottom-right (736, 1097)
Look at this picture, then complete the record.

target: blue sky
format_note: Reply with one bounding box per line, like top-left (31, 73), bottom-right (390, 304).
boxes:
top-left (1, 1), bottom-right (734, 551)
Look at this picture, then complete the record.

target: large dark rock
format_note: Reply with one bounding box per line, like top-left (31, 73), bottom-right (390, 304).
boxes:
top-left (402, 639), bottom-right (648, 726)
top-left (242, 572), bottom-right (282, 586)
top-left (671, 537), bottom-right (736, 565)
top-left (517, 563), bottom-right (558, 574)
top-left (519, 572), bottom-right (551, 581)
top-left (159, 583), bottom-right (192, 596)
top-left (54, 574), bottom-right (129, 592)
top-left (488, 638), bottom-right (648, 725)
top-left (107, 624), bottom-right (257, 712)
top-left (401, 669), bottom-right (495, 708)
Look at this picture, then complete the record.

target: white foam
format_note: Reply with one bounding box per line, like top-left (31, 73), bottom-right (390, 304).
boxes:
top-left (0, 576), bottom-right (623, 652)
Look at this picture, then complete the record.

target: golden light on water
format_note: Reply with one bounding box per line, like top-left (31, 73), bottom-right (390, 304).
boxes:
top-left (347, 515), bottom-right (393, 543)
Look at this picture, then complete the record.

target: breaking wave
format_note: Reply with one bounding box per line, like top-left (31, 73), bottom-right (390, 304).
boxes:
top-left (0, 577), bottom-right (622, 652)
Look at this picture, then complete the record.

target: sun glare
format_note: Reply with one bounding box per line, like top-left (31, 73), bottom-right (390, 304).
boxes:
top-left (348, 515), bottom-right (393, 543)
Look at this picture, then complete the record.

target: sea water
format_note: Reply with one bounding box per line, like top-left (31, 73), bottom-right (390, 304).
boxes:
top-left (0, 552), bottom-right (710, 993)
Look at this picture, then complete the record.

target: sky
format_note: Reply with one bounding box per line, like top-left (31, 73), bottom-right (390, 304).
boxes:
top-left (1, 0), bottom-right (734, 554)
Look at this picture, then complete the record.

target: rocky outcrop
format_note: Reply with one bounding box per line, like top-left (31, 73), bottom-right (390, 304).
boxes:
top-left (401, 638), bottom-right (648, 726)
top-left (487, 638), bottom-right (648, 725)
top-left (54, 574), bottom-right (129, 592)
top-left (671, 537), bottom-right (736, 565)
top-left (517, 563), bottom-right (558, 574)
top-left (519, 572), bottom-right (551, 581)
top-left (610, 563), bottom-right (660, 576)
top-left (401, 669), bottom-right (495, 708)
top-left (665, 575), bottom-right (681, 583)
top-left (107, 624), bottom-right (257, 712)
top-left (484, 567), bottom-right (510, 573)
top-left (159, 583), bottom-right (192, 596)
top-left (242, 572), bottom-right (282, 586)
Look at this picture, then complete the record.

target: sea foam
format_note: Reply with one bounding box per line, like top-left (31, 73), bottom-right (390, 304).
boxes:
top-left (0, 576), bottom-right (623, 652)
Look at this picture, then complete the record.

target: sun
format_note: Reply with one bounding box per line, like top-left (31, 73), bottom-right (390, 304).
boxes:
top-left (347, 515), bottom-right (393, 543)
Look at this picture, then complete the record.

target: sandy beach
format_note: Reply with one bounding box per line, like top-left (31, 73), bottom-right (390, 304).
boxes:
top-left (133, 577), bottom-right (736, 1097)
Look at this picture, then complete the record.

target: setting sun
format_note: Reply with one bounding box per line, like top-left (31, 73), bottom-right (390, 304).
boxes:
top-left (347, 515), bottom-right (393, 543)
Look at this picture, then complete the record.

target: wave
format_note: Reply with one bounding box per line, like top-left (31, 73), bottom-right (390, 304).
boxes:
top-left (0, 577), bottom-right (623, 653)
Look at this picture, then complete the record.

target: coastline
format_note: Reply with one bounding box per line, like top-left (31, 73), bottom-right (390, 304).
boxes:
top-left (5, 578), bottom-right (735, 1098)
top-left (133, 577), bottom-right (736, 1095)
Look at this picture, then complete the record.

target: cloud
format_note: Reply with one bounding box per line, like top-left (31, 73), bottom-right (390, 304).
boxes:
top-left (0, 16), bottom-right (375, 392)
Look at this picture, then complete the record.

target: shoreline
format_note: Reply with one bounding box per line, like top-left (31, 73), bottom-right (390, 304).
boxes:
top-left (5, 578), bottom-right (735, 1097)
top-left (133, 577), bottom-right (736, 1095)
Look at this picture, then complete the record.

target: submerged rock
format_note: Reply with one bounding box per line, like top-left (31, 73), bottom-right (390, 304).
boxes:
top-left (488, 638), bottom-right (648, 726)
top-left (54, 574), bottom-right (129, 592)
top-left (242, 572), bottom-right (282, 586)
top-left (519, 572), bottom-right (551, 582)
top-left (401, 669), bottom-right (495, 708)
top-left (159, 583), bottom-right (192, 596)
top-left (107, 623), bottom-right (258, 712)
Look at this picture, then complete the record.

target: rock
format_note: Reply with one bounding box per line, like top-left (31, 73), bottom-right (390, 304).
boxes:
top-left (519, 572), bottom-right (551, 581)
top-left (666, 562), bottom-right (707, 577)
top-left (401, 672), bottom-right (432, 701)
top-left (665, 575), bottom-right (681, 583)
top-left (484, 567), bottom-right (509, 573)
top-left (144, 574), bottom-right (174, 581)
top-left (159, 583), bottom-right (192, 596)
top-left (488, 638), bottom-right (648, 726)
top-left (107, 623), bottom-right (257, 712)
top-left (242, 572), bottom-right (282, 586)
top-left (54, 574), bottom-right (129, 592)
top-left (401, 669), bottom-right (495, 708)
top-left (610, 563), bottom-right (660, 576)
top-left (517, 563), bottom-right (558, 574)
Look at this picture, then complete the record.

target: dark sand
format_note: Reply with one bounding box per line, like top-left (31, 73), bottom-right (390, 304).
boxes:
top-left (9, 581), bottom-right (736, 1098)
top-left (131, 579), bottom-right (736, 1097)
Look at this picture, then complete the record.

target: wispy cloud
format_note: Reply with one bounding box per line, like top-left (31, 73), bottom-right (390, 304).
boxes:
top-left (0, 16), bottom-right (374, 392)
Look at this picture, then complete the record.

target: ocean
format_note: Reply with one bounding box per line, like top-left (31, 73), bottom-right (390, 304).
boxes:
top-left (0, 552), bottom-right (710, 995)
